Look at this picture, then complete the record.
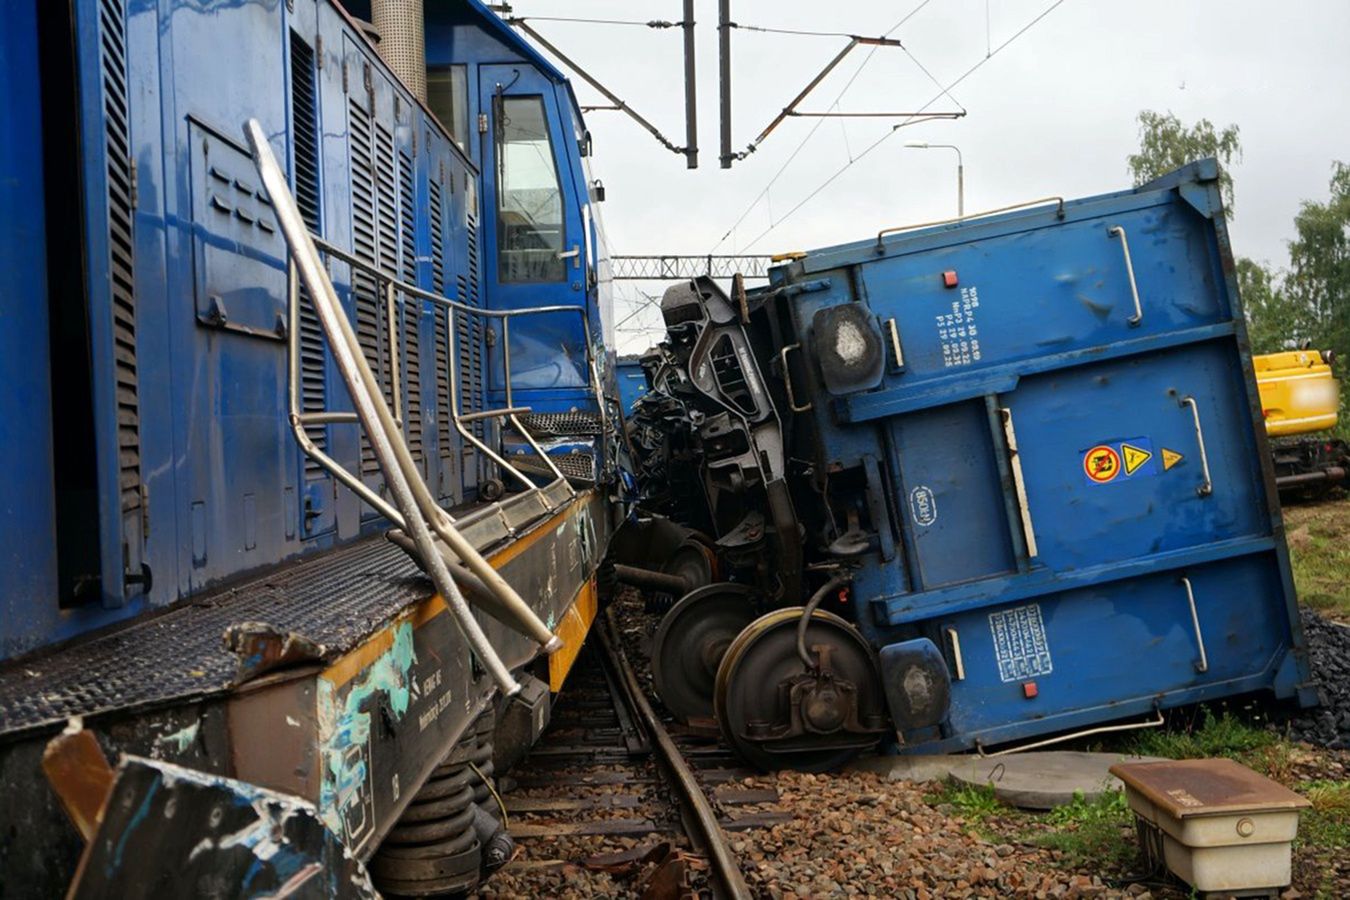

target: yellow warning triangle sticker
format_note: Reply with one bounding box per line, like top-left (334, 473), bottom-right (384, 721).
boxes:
top-left (1121, 443), bottom-right (1152, 476)
top-left (1162, 448), bottom-right (1184, 471)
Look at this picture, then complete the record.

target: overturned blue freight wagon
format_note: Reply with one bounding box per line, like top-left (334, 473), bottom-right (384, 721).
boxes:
top-left (636, 160), bottom-right (1316, 767)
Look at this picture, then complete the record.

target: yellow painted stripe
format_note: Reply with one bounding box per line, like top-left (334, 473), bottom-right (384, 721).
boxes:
top-left (322, 595), bottom-right (446, 688)
top-left (549, 577), bottom-right (598, 692)
top-left (321, 491), bottom-right (595, 689)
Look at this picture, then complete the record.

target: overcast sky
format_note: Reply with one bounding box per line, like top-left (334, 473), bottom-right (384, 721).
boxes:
top-left (502, 1), bottom-right (1350, 352)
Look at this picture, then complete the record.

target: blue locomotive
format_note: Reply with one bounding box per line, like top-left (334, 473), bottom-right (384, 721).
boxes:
top-left (0, 0), bottom-right (620, 894)
top-left (637, 162), bottom-right (1318, 769)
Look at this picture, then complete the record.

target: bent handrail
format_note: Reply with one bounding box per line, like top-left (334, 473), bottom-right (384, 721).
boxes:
top-left (248, 119), bottom-right (554, 697)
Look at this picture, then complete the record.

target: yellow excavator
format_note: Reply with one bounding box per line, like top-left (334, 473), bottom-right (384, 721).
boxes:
top-left (1255, 349), bottom-right (1347, 499)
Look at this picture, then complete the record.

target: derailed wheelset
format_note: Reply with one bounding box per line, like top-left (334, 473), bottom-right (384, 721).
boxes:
top-left (714, 607), bottom-right (889, 772)
top-left (651, 575), bottom-right (892, 772)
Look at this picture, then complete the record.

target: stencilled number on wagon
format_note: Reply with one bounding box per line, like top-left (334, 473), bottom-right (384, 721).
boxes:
top-left (988, 603), bottom-right (1053, 683)
top-left (935, 285), bottom-right (982, 368)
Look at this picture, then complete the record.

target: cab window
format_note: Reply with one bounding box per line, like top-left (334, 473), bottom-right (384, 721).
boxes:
top-left (496, 96), bottom-right (564, 282)
top-left (427, 64), bottom-right (469, 147)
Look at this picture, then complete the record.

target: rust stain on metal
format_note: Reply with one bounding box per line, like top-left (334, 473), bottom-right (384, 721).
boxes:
top-left (41, 724), bottom-right (115, 842)
top-left (1110, 758), bottom-right (1312, 818)
top-left (224, 621), bottom-right (328, 683)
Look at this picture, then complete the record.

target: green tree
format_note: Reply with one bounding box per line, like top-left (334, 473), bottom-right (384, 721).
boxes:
top-left (1237, 256), bottom-right (1294, 354)
top-left (1126, 110), bottom-right (1241, 215)
top-left (1285, 162), bottom-right (1350, 355)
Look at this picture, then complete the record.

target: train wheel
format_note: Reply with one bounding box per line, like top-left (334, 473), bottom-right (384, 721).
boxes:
top-left (714, 608), bottom-right (888, 772)
top-left (662, 538), bottom-right (717, 592)
top-left (651, 584), bottom-right (758, 724)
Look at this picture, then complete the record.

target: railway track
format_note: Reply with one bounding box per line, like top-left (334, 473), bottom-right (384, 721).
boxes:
top-left (484, 611), bottom-right (783, 898)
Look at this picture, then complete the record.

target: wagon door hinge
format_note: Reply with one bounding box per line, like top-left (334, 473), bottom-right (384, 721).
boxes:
top-left (315, 35), bottom-right (324, 68)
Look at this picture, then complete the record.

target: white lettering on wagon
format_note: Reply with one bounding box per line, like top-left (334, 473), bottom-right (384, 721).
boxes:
top-left (936, 285), bottom-right (982, 368)
top-left (988, 603), bottom-right (1053, 683)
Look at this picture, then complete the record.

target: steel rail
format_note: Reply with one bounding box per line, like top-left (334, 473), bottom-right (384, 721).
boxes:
top-left (598, 610), bottom-right (752, 900)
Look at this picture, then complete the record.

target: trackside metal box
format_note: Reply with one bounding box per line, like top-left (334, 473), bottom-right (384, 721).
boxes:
top-left (1111, 758), bottom-right (1310, 895)
top-left (770, 159), bottom-right (1316, 752)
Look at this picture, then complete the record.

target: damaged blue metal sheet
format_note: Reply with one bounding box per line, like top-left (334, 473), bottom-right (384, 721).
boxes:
top-left (67, 755), bottom-right (377, 899)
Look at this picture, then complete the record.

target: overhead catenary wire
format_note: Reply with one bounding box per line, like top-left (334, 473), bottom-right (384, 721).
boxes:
top-left (731, 0), bottom-right (1071, 255)
top-left (709, 0), bottom-right (941, 252)
top-left (509, 15), bottom-right (681, 29)
top-left (729, 23), bottom-right (873, 40)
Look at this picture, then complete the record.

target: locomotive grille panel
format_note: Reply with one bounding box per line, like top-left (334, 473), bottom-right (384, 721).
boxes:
top-left (462, 206), bottom-right (485, 439)
top-left (434, 306), bottom-right (454, 496)
top-left (373, 119), bottom-right (398, 417)
top-left (290, 32), bottom-right (327, 477)
top-left (398, 147), bottom-right (423, 466)
top-left (456, 275), bottom-right (484, 441)
top-left (398, 149), bottom-right (415, 283)
top-left (429, 176), bottom-right (445, 294)
top-left (517, 452), bottom-right (595, 481)
top-left (350, 98), bottom-right (389, 478)
top-left (374, 123), bottom-right (398, 279)
top-left (429, 173), bottom-right (447, 483)
top-left (289, 33), bottom-right (321, 232)
top-left (99, 0), bottom-right (142, 520)
top-left (521, 412), bottom-right (604, 437)
top-left (403, 304), bottom-right (424, 467)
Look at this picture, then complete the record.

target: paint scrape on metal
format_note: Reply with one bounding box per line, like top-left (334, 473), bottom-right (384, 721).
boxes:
top-left (317, 621), bottom-right (418, 846)
top-left (152, 720), bottom-right (200, 756)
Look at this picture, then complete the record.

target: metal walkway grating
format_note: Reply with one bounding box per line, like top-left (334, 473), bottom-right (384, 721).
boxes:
top-left (0, 537), bottom-right (432, 739)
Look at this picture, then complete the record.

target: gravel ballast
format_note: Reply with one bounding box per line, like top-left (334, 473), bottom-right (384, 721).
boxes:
top-left (1288, 610), bottom-right (1350, 750)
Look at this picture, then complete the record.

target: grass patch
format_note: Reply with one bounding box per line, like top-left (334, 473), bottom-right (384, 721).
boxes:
top-left (1298, 780), bottom-right (1350, 849)
top-left (927, 779), bottom-right (1004, 821)
top-left (1027, 790), bottom-right (1137, 871)
top-left (1128, 707), bottom-right (1294, 780)
top-left (1283, 500), bottom-right (1350, 621)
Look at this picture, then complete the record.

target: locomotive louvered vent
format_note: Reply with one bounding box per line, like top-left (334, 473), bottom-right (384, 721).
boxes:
top-left (349, 99), bottom-right (390, 477)
top-left (428, 177), bottom-right (445, 295)
top-left (430, 178), bottom-right (451, 481)
top-left (99, 0), bottom-right (142, 521)
top-left (461, 206), bottom-right (485, 439)
top-left (456, 273), bottom-right (484, 440)
top-left (398, 148), bottom-right (422, 465)
top-left (290, 32), bottom-right (326, 478)
top-left (435, 306), bottom-right (453, 476)
top-left (374, 119), bottom-right (397, 423)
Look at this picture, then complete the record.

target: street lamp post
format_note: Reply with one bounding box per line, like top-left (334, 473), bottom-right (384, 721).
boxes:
top-left (905, 141), bottom-right (964, 217)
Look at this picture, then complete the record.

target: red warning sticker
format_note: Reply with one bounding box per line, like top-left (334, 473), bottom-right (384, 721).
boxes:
top-left (1083, 445), bottom-right (1122, 484)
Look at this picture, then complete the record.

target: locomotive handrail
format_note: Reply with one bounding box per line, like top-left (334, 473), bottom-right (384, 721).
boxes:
top-left (301, 235), bottom-right (587, 499)
top-left (248, 120), bottom-right (565, 701)
top-left (248, 120), bottom-right (530, 697)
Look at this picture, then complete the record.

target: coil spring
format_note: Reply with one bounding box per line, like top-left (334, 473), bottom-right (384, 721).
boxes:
top-left (369, 712), bottom-right (506, 897)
